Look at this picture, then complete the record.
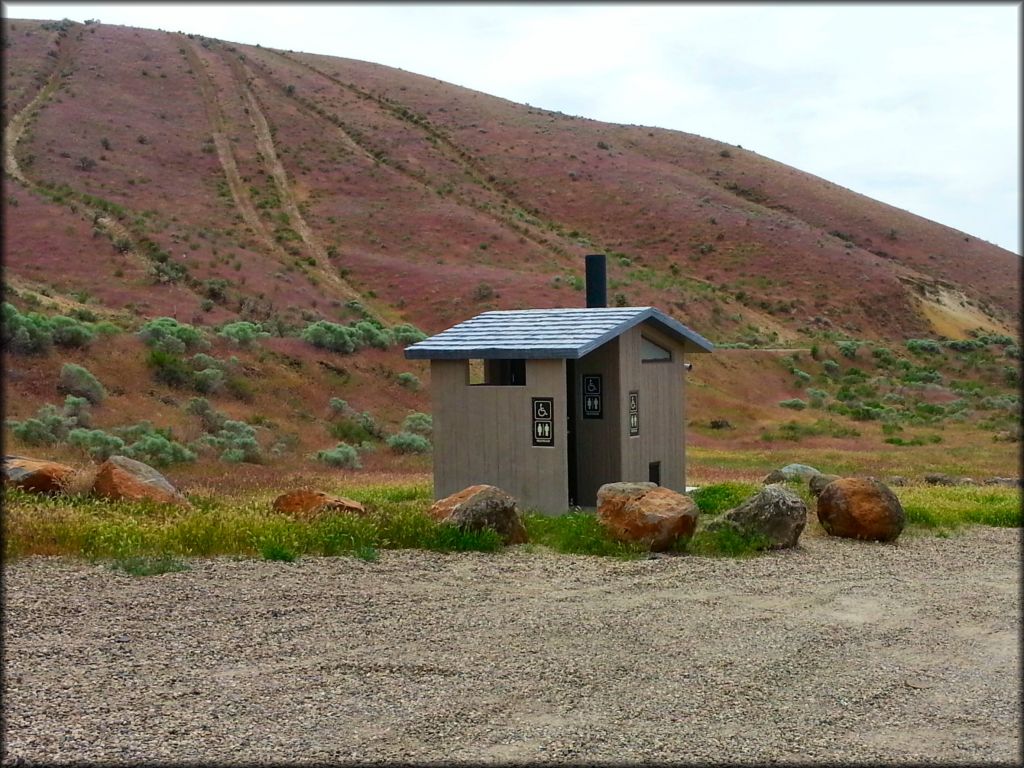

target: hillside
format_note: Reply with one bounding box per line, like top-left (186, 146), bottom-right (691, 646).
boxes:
top-left (3, 18), bottom-right (1020, 486)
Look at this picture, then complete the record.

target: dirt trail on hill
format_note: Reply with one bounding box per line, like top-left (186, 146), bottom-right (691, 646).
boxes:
top-left (3, 32), bottom-right (156, 281)
top-left (2, 526), bottom-right (1018, 765)
top-left (182, 40), bottom-right (289, 264)
top-left (271, 49), bottom-right (579, 268)
top-left (3, 32), bottom-right (74, 184)
top-left (222, 52), bottom-right (365, 306)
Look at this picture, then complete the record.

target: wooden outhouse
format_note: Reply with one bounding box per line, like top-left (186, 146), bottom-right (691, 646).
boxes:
top-left (404, 285), bottom-right (714, 514)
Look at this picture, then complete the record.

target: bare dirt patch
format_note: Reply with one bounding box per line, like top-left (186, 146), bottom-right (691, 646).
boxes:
top-left (2, 526), bottom-right (1018, 764)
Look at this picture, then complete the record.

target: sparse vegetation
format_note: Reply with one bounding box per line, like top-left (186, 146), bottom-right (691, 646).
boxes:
top-left (57, 363), bottom-right (106, 404)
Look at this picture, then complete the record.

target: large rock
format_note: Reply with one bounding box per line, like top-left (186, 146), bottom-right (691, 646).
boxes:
top-left (809, 473), bottom-right (841, 498)
top-left (272, 489), bottom-right (366, 521)
top-left (706, 484), bottom-right (807, 549)
top-left (92, 456), bottom-right (190, 507)
top-left (2, 455), bottom-right (76, 494)
top-left (817, 477), bottom-right (905, 542)
top-left (763, 463), bottom-right (820, 484)
top-left (596, 482), bottom-right (698, 552)
top-left (429, 484), bottom-right (527, 545)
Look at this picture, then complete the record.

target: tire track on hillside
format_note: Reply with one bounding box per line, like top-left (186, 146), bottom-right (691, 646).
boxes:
top-left (3, 32), bottom-right (71, 185)
top-left (261, 50), bottom-right (579, 269)
top-left (3, 27), bottom-right (160, 282)
top-left (218, 50), bottom-right (368, 310)
top-left (180, 40), bottom-right (294, 264)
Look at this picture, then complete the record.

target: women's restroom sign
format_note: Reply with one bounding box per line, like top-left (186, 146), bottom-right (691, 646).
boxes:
top-left (583, 375), bottom-right (602, 419)
top-left (628, 390), bottom-right (640, 436)
top-left (532, 398), bottom-right (554, 447)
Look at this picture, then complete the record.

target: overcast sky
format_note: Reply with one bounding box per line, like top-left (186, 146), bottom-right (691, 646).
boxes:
top-left (3, 2), bottom-right (1020, 254)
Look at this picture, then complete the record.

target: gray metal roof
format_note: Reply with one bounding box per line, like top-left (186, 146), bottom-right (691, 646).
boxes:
top-left (404, 307), bottom-right (714, 360)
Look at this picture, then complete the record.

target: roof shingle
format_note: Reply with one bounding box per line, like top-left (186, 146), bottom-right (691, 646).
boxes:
top-left (404, 307), bottom-right (713, 360)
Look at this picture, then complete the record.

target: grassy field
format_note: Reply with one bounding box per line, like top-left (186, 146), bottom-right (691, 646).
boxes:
top-left (4, 480), bottom-right (1019, 572)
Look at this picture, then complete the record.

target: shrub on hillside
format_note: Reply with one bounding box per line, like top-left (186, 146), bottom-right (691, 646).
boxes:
top-left (185, 397), bottom-right (227, 432)
top-left (192, 367), bottom-right (225, 394)
top-left (328, 397), bottom-right (351, 415)
top-left (392, 323), bottom-right (427, 345)
top-left (301, 320), bottom-right (359, 353)
top-left (138, 317), bottom-right (209, 353)
top-left (396, 372), bottom-right (420, 390)
top-left (837, 341), bottom-right (861, 360)
top-left (3, 302), bottom-right (53, 354)
top-left (68, 428), bottom-right (126, 461)
top-left (124, 433), bottom-right (196, 467)
top-left (386, 431), bottom-right (431, 454)
top-left (147, 349), bottom-right (193, 388)
top-left (352, 320), bottom-right (393, 350)
top-left (314, 442), bottom-right (361, 469)
top-left (779, 398), bottom-right (807, 410)
top-left (218, 321), bottom-right (270, 348)
top-left (48, 315), bottom-right (95, 348)
top-left (62, 395), bottom-right (93, 428)
top-left (195, 420), bottom-right (262, 463)
top-left (9, 404), bottom-right (68, 445)
top-left (57, 363), bottom-right (106, 404)
top-left (402, 412), bottom-right (432, 437)
top-left (905, 338), bottom-right (943, 355)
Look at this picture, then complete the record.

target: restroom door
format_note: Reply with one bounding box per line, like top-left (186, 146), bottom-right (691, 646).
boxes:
top-left (566, 360), bottom-right (578, 507)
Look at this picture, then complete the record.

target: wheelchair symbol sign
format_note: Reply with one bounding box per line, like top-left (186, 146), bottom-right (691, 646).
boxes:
top-left (583, 375), bottom-right (603, 419)
top-left (532, 398), bottom-right (554, 447)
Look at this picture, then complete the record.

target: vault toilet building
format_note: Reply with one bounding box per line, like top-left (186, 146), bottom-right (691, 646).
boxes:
top-left (404, 255), bottom-right (713, 514)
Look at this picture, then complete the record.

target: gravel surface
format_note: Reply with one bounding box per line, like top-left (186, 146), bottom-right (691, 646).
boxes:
top-left (3, 526), bottom-right (1020, 765)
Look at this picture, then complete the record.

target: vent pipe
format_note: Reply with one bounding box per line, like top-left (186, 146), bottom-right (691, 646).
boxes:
top-left (585, 254), bottom-right (607, 308)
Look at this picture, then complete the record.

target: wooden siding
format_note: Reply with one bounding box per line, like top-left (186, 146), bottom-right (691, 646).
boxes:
top-left (573, 337), bottom-right (622, 507)
top-left (617, 323), bottom-right (687, 491)
top-left (431, 358), bottom-right (568, 514)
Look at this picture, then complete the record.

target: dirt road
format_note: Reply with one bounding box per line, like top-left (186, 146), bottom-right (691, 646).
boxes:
top-left (2, 525), bottom-right (1019, 764)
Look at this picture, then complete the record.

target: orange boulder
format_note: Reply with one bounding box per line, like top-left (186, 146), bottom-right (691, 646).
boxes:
top-left (817, 477), bottom-right (905, 542)
top-left (429, 484), bottom-right (527, 545)
top-left (92, 455), bottom-right (190, 507)
top-left (272, 489), bottom-right (366, 521)
top-left (597, 482), bottom-right (698, 552)
top-left (2, 455), bottom-right (76, 495)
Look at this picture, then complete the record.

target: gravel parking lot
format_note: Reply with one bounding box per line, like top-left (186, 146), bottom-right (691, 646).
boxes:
top-left (2, 525), bottom-right (1019, 765)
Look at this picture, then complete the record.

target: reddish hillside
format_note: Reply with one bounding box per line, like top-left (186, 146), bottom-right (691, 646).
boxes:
top-left (2, 19), bottom-right (1019, 485)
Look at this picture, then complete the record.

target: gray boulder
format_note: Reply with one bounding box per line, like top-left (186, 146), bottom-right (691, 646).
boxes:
top-left (764, 463), bottom-right (820, 484)
top-left (985, 477), bottom-right (1023, 488)
top-left (428, 484), bottom-right (527, 545)
top-left (707, 484), bottom-right (807, 549)
top-left (809, 473), bottom-right (841, 497)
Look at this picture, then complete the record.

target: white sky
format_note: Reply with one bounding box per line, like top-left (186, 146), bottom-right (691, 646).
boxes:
top-left (3, 2), bottom-right (1020, 254)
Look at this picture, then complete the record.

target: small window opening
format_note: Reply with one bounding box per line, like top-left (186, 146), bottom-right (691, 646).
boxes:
top-left (649, 461), bottom-right (661, 486)
top-left (467, 358), bottom-right (526, 386)
top-left (641, 336), bottom-right (672, 362)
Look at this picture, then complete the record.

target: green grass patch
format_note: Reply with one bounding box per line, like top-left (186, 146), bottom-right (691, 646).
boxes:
top-left (896, 486), bottom-right (1021, 530)
top-left (522, 512), bottom-right (648, 558)
top-left (2, 484), bottom-right (500, 561)
top-left (690, 482), bottom-right (758, 517)
top-left (684, 526), bottom-right (772, 557)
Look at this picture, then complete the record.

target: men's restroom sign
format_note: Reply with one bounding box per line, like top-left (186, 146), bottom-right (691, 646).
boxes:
top-left (532, 397), bottom-right (554, 447)
top-left (628, 390), bottom-right (640, 436)
top-left (582, 375), bottom-right (602, 419)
